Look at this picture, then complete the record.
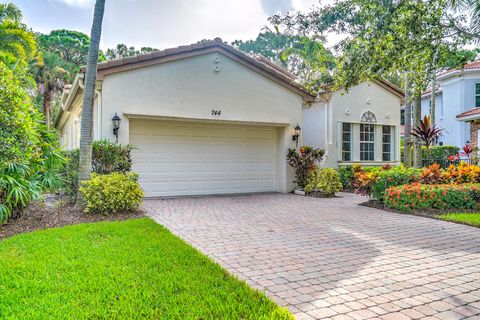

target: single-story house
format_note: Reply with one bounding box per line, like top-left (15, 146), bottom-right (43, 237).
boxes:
top-left (55, 38), bottom-right (403, 197)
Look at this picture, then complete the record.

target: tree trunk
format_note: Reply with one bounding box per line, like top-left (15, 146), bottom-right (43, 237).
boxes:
top-left (75, 0), bottom-right (106, 208)
top-left (430, 47), bottom-right (439, 128)
top-left (43, 89), bottom-right (52, 127)
top-left (404, 81), bottom-right (412, 167)
top-left (413, 92), bottom-right (423, 168)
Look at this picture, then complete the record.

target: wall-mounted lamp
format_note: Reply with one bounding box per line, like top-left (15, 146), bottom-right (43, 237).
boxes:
top-left (292, 124), bottom-right (301, 147)
top-left (112, 113), bottom-right (121, 143)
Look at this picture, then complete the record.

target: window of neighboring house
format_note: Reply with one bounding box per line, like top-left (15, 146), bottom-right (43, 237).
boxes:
top-left (382, 126), bottom-right (392, 161)
top-left (360, 123), bottom-right (375, 161)
top-left (476, 83), bottom-right (480, 107)
top-left (342, 123), bottom-right (351, 161)
top-left (400, 109), bottom-right (405, 125)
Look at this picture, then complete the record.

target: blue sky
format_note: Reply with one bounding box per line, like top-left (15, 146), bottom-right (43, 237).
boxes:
top-left (12, 0), bottom-right (325, 50)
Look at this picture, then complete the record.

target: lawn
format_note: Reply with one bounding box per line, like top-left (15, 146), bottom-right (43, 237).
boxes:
top-left (0, 218), bottom-right (292, 319)
top-left (437, 213), bottom-right (480, 228)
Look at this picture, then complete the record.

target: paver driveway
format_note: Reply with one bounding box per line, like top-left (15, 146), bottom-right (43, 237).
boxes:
top-left (144, 193), bottom-right (480, 320)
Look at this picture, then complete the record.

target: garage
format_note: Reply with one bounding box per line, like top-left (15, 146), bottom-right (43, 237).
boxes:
top-left (130, 119), bottom-right (279, 197)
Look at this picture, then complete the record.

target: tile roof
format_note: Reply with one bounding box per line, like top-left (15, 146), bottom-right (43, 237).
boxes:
top-left (456, 107), bottom-right (480, 119)
top-left (80, 38), bottom-right (315, 100)
top-left (465, 61), bottom-right (480, 69)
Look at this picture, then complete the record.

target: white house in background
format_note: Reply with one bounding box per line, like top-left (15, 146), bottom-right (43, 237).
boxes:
top-left (420, 61), bottom-right (480, 148)
top-left (303, 80), bottom-right (404, 167)
top-left (55, 39), bottom-right (402, 197)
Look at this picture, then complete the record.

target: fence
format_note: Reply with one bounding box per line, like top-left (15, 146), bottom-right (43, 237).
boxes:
top-left (422, 158), bottom-right (478, 168)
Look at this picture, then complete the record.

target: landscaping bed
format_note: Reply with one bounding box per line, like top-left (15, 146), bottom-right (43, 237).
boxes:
top-left (0, 218), bottom-right (292, 319)
top-left (0, 195), bottom-right (144, 239)
top-left (360, 199), bottom-right (480, 228)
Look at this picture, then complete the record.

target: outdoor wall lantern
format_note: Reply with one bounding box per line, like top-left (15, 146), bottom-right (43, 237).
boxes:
top-left (112, 113), bottom-right (121, 143)
top-left (292, 124), bottom-right (301, 147)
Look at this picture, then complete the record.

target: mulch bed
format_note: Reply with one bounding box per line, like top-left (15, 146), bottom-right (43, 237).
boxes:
top-left (0, 195), bottom-right (145, 239)
top-left (360, 199), bottom-right (480, 228)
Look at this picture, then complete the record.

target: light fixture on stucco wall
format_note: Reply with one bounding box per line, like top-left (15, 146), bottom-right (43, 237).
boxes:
top-left (112, 113), bottom-right (121, 143)
top-left (292, 124), bottom-right (301, 147)
top-left (345, 108), bottom-right (350, 115)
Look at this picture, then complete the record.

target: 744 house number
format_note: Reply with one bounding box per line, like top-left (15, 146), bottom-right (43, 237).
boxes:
top-left (211, 110), bottom-right (222, 116)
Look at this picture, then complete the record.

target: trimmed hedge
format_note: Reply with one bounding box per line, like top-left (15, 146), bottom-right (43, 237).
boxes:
top-left (305, 168), bottom-right (342, 197)
top-left (80, 172), bottom-right (143, 214)
top-left (385, 183), bottom-right (480, 212)
top-left (400, 145), bottom-right (459, 163)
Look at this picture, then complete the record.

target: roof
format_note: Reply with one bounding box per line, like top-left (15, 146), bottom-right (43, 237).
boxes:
top-left (437, 60), bottom-right (480, 81)
top-left (456, 107), bottom-right (480, 121)
top-left (465, 60), bottom-right (480, 70)
top-left (80, 38), bottom-right (315, 101)
top-left (372, 79), bottom-right (405, 101)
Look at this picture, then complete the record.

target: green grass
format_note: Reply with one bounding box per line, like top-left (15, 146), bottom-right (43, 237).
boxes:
top-left (437, 213), bottom-right (480, 228)
top-left (0, 218), bottom-right (292, 319)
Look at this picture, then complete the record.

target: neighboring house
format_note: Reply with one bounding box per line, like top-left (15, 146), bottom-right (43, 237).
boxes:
top-left (303, 81), bottom-right (404, 167)
top-left (420, 61), bottom-right (480, 148)
top-left (55, 38), bottom-right (402, 197)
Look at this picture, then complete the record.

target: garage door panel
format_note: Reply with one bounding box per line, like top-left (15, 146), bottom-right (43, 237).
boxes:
top-left (130, 119), bottom-right (278, 197)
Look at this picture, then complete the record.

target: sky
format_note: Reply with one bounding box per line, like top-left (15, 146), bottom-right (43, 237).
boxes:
top-left (12, 0), bottom-right (335, 51)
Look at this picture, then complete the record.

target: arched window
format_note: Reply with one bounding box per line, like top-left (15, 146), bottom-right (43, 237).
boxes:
top-left (361, 111), bottom-right (377, 123)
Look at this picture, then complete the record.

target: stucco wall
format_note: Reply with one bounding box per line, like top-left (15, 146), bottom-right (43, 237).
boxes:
top-left (97, 51), bottom-right (306, 192)
top-left (303, 81), bottom-right (402, 167)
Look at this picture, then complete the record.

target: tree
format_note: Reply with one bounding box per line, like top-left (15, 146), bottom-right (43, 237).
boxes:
top-left (105, 43), bottom-right (158, 60)
top-left (0, 3), bottom-right (35, 64)
top-left (273, 0), bottom-right (480, 166)
top-left (32, 52), bottom-right (67, 127)
top-left (233, 30), bottom-right (336, 93)
top-left (76, 0), bottom-right (106, 207)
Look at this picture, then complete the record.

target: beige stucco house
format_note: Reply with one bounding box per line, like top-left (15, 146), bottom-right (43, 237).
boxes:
top-left (55, 38), bottom-right (403, 197)
top-left (56, 39), bottom-right (318, 197)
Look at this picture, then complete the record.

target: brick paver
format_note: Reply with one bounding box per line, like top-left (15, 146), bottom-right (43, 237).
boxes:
top-left (144, 193), bottom-right (480, 320)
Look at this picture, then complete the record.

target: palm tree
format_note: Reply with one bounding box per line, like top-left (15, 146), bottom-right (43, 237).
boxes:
top-left (448, 0), bottom-right (480, 39)
top-left (76, 0), bottom-right (106, 207)
top-left (33, 52), bottom-right (68, 127)
top-left (0, 3), bottom-right (35, 62)
top-left (0, 3), bottom-right (22, 22)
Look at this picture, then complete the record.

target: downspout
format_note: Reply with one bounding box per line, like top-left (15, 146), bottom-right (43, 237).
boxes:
top-left (95, 89), bottom-right (102, 140)
top-left (78, 75), bottom-right (102, 140)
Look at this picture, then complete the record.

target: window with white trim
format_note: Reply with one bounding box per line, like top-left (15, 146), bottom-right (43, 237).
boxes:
top-left (476, 83), bottom-right (480, 107)
top-left (342, 123), bottom-right (351, 161)
top-left (360, 124), bottom-right (375, 161)
top-left (382, 126), bottom-right (392, 161)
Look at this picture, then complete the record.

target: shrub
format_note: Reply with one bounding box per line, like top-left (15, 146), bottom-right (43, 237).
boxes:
top-left (305, 168), bottom-right (342, 197)
top-left (62, 140), bottom-right (133, 196)
top-left (287, 146), bottom-right (325, 189)
top-left (338, 164), bottom-right (363, 190)
top-left (370, 166), bottom-right (420, 201)
top-left (79, 173), bottom-right (144, 214)
top-left (443, 162), bottom-right (480, 183)
top-left (419, 163), bottom-right (444, 184)
top-left (92, 140), bottom-right (133, 174)
top-left (0, 63), bottom-right (65, 222)
top-left (354, 168), bottom-right (380, 197)
top-left (385, 183), bottom-right (480, 212)
top-left (422, 146), bottom-right (460, 162)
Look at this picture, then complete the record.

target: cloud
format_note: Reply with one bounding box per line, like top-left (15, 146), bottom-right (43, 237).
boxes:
top-left (101, 0), bottom-right (270, 49)
top-left (52, 0), bottom-right (94, 8)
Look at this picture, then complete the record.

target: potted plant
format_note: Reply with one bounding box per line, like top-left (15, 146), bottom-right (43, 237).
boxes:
top-left (287, 146), bottom-right (325, 195)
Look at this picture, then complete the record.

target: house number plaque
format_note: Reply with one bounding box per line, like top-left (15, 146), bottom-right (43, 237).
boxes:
top-left (211, 110), bottom-right (222, 116)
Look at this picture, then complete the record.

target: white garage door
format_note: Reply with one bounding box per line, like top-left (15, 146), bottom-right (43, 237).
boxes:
top-left (129, 119), bottom-right (278, 197)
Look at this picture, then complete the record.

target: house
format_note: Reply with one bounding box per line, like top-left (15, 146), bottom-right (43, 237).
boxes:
top-left (303, 81), bottom-right (404, 167)
top-left (55, 38), bottom-right (402, 197)
top-left (420, 61), bottom-right (480, 148)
